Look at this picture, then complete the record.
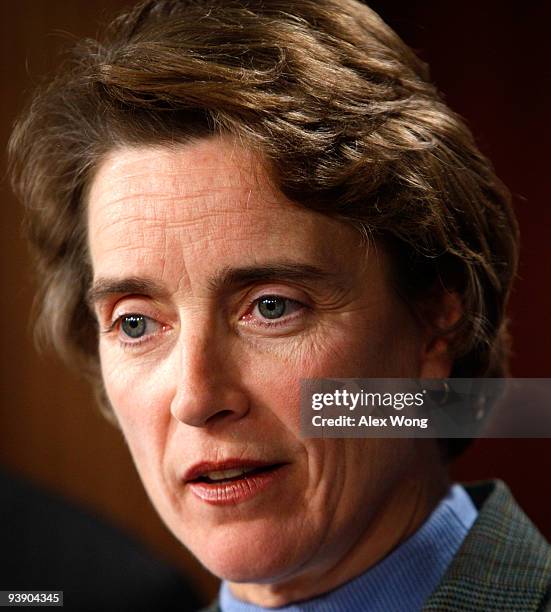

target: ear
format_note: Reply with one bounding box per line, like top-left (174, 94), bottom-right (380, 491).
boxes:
top-left (419, 290), bottom-right (463, 378)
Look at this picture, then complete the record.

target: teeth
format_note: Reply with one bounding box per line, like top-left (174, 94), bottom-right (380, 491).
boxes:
top-left (204, 467), bottom-right (256, 481)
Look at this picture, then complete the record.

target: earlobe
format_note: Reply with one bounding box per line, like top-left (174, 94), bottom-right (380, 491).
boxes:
top-left (419, 291), bottom-right (463, 379)
top-left (420, 338), bottom-right (454, 378)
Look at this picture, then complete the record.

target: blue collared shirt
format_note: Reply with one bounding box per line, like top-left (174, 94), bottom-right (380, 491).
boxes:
top-left (219, 484), bottom-right (477, 611)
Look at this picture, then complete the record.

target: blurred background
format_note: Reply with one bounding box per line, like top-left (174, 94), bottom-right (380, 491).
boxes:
top-left (1, 0), bottom-right (550, 607)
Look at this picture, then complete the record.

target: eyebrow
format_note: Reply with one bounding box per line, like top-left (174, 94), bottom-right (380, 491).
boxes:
top-left (86, 278), bottom-right (169, 309)
top-left (207, 263), bottom-right (338, 293)
top-left (87, 263), bottom-right (341, 308)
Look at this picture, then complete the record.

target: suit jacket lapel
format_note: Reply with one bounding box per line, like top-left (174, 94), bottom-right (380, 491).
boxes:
top-left (422, 480), bottom-right (551, 611)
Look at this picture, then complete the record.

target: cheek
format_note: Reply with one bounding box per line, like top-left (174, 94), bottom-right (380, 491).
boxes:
top-left (242, 318), bottom-right (420, 510)
top-left (324, 305), bottom-right (422, 378)
top-left (99, 347), bottom-right (171, 474)
top-left (239, 317), bottom-right (408, 441)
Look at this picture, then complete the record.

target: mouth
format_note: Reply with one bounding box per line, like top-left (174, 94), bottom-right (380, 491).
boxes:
top-left (191, 464), bottom-right (282, 483)
top-left (184, 460), bottom-right (288, 505)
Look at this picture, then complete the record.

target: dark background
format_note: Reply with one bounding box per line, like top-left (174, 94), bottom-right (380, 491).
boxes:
top-left (1, 0), bottom-right (550, 604)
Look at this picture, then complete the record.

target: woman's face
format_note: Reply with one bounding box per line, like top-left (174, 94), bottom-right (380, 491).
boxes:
top-left (87, 137), bottom-right (447, 602)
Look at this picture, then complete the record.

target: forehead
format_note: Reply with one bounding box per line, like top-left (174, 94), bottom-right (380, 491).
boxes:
top-left (88, 137), bottom-right (306, 237)
top-left (87, 137), bottom-right (366, 289)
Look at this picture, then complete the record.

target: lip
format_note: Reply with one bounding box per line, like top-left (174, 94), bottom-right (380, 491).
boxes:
top-left (183, 459), bottom-right (288, 506)
top-left (183, 459), bottom-right (282, 483)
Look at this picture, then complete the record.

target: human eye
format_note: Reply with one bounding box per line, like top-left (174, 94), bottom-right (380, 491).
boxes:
top-left (103, 312), bottom-right (166, 347)
top-left (239, 294), bottom-right (308, 332)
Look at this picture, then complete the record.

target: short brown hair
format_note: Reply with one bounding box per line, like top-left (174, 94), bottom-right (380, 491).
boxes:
top-left (8, 0), bottom-right (518, 456)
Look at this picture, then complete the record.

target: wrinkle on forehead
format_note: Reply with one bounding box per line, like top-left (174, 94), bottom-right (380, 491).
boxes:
top-left (86, 136), bottom-right (366, 298)
top-left (88, 135), bottom-right (277, 213)
top-left (87, 137), bottom-right (300, 253)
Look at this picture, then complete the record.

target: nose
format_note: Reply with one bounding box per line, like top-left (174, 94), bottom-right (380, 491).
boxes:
top-left (169, 332), bottom-right (250, 428)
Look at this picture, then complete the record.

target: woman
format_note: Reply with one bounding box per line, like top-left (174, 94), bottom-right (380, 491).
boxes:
top-left (9, 0), bottom-right (550, 610)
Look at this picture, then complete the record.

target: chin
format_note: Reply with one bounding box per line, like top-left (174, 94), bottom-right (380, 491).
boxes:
top-left (184, 521), bottom-right (309, 584)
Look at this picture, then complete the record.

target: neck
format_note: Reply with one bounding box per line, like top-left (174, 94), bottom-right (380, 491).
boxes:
top-left (229, 444), bottom-right (449, 607)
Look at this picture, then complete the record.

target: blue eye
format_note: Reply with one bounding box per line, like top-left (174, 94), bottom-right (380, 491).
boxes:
top-left (251, 296), bottom-right (305, 325)
top-left (121, 314), bottom-right (148, 338)
top-left (257, 296), bottom-right (287, 319)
